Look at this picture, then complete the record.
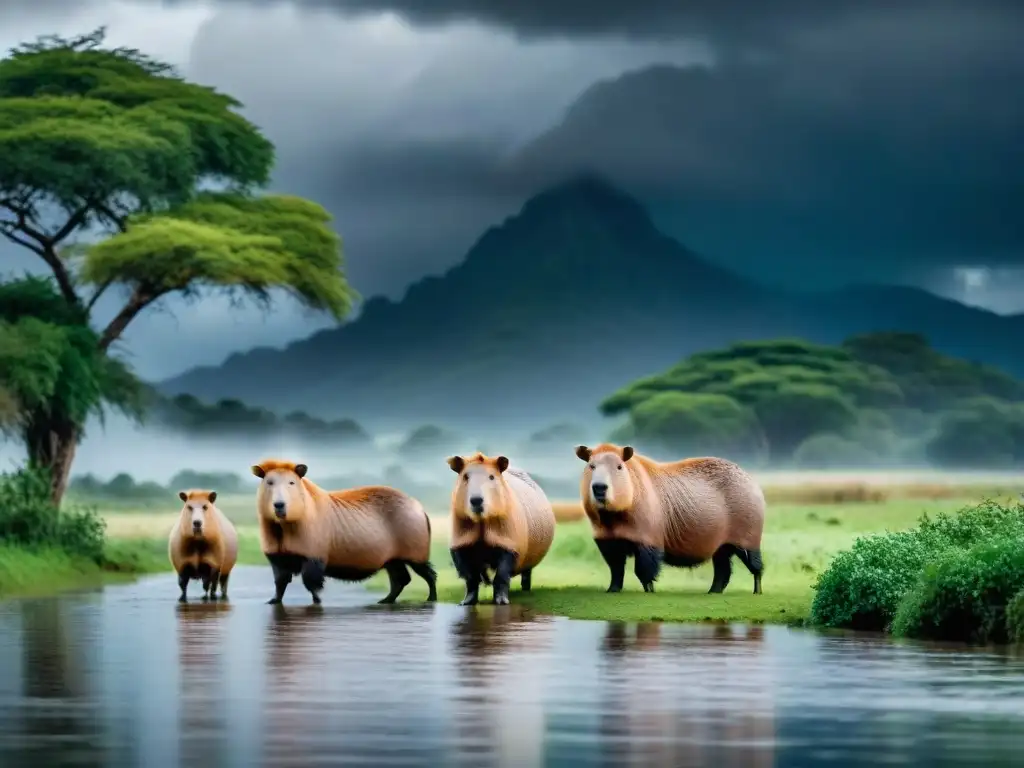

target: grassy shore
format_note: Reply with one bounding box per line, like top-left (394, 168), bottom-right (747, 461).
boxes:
top-left (79, 477), bottom-right (1020, 625)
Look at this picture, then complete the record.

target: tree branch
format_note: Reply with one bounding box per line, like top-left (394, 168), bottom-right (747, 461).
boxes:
top-left (98, 286), bottom-right (161, 351)
top-left (0, 200), bottom-right (82, 307)
top-left (85, 278), bottom-right (114, 312)
top-left (0, 225), bottom-right (47, 257)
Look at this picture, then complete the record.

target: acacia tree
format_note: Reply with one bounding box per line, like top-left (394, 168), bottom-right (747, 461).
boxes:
top-left (0, 29), bottom-right (356, 503)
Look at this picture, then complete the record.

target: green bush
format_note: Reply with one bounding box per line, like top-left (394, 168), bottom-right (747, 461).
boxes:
top-left (810, 500), bottom-right (1024, 632)
top-left (69, 471), bottom-right (167, 501)
top-left (0, 466), bottom-right (106, 562)
top-left (1006, 589), bottom-right (1024, 644)
top-left (810, 530), bottom-right (928, 631)
top-left (891, 538), bottom-right (1024, 644)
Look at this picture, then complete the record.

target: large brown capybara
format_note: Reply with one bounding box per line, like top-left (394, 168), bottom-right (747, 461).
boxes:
top-left (447, 452), bottom-right (556, 606)
top-left (168, 489), bottom-right (239, 603)
top-left (251, 459), bottom-right (437, 605)
top-left (575, 443), bottom-right (765, 595)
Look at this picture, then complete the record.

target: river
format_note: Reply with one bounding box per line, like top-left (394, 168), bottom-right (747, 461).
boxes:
top-left (1, 566), bottom-right (1022, 767)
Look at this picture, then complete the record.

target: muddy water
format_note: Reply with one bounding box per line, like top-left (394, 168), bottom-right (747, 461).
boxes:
top-left (1, 566), bottom-right (1023, 767)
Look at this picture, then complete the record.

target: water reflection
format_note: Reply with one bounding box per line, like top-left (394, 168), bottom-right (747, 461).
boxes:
top-left (1, 566), bottom-right (1023, 768)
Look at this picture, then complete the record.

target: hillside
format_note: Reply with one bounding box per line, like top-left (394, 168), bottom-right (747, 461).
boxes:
top-left (159, 175), bottom-right (1024, 430)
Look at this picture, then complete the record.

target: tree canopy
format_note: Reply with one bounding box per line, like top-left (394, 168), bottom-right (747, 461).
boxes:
top-left (600, 334), bottom-right (1024, 467)
top-left (0, 29), bottom-right (356, 502)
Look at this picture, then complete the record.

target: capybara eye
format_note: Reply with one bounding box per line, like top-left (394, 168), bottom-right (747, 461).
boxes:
top-left (489, 474), bottom-right (495, 480)
top-left (289, 481), bottom-right (296, 485)
top-left (267, 480), bottom-right (274, 485)
top-left (617, 464), bottom-right (623, 470)
top-left (463, 473), bottom-right (469, 481)
top-left (588, 464), bottom-right (595, 470)
top-left (203, 504), bottom-right (208, 510)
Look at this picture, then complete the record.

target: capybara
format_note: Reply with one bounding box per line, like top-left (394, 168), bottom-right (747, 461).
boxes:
top-left (447, 452), bottom-right (556, 606)
top-left (575, 443), bottom-right (765, 594)
top-left (251, 459), bottom-right (437, 605)
top-left (168, 490), bottom-right (239, 603)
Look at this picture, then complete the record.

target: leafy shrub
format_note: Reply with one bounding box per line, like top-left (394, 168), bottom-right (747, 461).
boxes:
top-left (0, 466), bottom-right (106, 562)
top-left (810, 500), bottom-right (1024, 632)
top-left (69, 471), bottom-right (166, 501)
top-left (891, 538), bottom-right (1024, 644)
top-left (1006, 588), bottom-right (1024, 644)
top-left (810, 530), bottom-right (928, 631)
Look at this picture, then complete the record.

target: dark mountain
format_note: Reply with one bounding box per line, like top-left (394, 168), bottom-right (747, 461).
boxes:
top-left (159, 175), bottom-right (1024, 430)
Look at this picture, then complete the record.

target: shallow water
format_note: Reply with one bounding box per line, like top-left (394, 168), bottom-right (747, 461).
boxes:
top-left (1, 567), bottom-right (1023, 767)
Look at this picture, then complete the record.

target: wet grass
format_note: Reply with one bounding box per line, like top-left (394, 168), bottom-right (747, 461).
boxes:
top-left (0, 539), bottom-right (169, 599)
top-left (87, 486), bottom-right (1010, 625)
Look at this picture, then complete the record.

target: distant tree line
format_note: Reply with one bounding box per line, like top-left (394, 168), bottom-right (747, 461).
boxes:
top-left (600, 332), bottom-right (1024, 469)
top-left (149, 393), bottom-right (370, 445)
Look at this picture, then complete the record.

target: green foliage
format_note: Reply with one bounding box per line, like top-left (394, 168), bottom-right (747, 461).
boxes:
top-left (0, 29), bottom-right (354, 501)
top-left (891, 538), bottom-right (1024, 644)
top-left (0, 277), bottom-right (143, 434)
top-left (0, 466), bottom-right (105, 561)
top-left (622, 391), bottom-right (766, 460)
top-left (68, 472), bottom-right (166, 501)
top-left (152, 393), bottom-right (368, 444)
top-left (1007, 588), bottom-right (1024, 644)
top-left (843, 332), bottom-right (1024, 411)
top-left (80, 193), bottom-right (355, 318)
top-left (811, 500), bottom-right (1024, 632)
top-left (925, 398), bottom-right (1024, 468)
top-left (601, 333), bottom-right (1024, 465)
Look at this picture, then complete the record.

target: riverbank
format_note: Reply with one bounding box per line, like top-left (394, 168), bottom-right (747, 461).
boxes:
top-left (80, 488), bottom-right (1007, 625)
top-left (0, 538), bottom-right (169, 600)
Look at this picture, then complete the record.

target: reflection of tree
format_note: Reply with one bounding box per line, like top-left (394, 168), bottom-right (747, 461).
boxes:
top-left (597, 622), bottom-right (775, 767)
top-left (17, 598), bottom-right (101, 765)
top-left (176, 602), bottom-right (233, 766)
top-left (447, 607), bottom-right (555, 768)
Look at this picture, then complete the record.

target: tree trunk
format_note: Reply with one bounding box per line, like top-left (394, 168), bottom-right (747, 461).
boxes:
top-left (24, 418), bottom-right (80, 507)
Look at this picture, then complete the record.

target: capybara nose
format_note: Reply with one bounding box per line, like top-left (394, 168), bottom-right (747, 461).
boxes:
top-left (273, 501), bottom-right (286, 519)
top-left (192, 521), bottom-right (202, 533)
top-left (469, 496), bottom-right (484, 513)
top-left (592, 483), bottom-right (608, 498)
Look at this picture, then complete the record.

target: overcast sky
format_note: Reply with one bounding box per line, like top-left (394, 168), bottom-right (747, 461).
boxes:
top-left (2, 0), bottom-right (1022, 380)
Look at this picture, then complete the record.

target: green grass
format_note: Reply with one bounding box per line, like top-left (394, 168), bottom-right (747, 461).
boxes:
top-left (89, 492), bottom-right (986, 625)
top-left (0, 538), bottom-right (169, 599)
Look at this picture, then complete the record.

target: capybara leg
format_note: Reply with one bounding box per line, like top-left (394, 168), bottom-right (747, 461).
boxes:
top-left (634, 546), bottom-right (663, 593)
top-left (734, 547), bottom-right (764, 595)
top-left (379, 561), bottom-right (412, 604)
top-left (492, 550), bottom-right (517, 606)
top-left (218, 572), bottom-right (230, 600)
top-left (177, 571), bottom-right (190, 603)
top-left (206, 569), bottom-right (220, 601)
top-left (268, 562), bottom-right (293, 605)
top-left (451, 546), bottom-right (481, 606)
top-left (301, 559), bottom-right (326, 605)
top-left (520, 568), bottom-right (532, 592)
top-left (408, 561), bottom-right (438, 602)
top-left (596, 539), bottom-right (627, 593)
top-left (709, 546), bottom-right (734, 594)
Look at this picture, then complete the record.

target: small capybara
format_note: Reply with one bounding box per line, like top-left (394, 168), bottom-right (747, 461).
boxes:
top-left (447, 452), bottom-right (556, 606)
top-left (168, 489), bottom-right (239, 603)
top-left (575, 443), bottom-right (765, 595)
top-left (251, 459), bottom-right (437, 605)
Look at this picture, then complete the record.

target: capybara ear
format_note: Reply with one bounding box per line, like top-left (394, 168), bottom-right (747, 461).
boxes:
top-left (621, 446), bottom-right (635, 462)
top-left (178, 490), bottom-right (188, 502)
top-left (251, 464), bottom-right (266, 479)
top-left (495, 456), bottom-right (509, 473)
top-left (447, 456), bottom-right (465, 473)
top-left (575, 445), bottom-right (592, 462)
top-left (208, 491), bottom-right (217, 504)
top-left (294, 464), bottom-right (308, 478)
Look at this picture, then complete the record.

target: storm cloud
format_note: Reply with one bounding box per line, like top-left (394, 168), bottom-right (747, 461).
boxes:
top-left (1, 0), bottom-right (1022, 380)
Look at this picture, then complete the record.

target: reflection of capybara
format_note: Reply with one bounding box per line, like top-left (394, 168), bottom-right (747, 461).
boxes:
top-left (575, 443), bottom-right (765, 594)
top-left (169, 490), bottom-right (239, 603)
top-left (252, 459), bottom-right (437, 605)
top-left (447, 452), bottom-right (556, 605)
